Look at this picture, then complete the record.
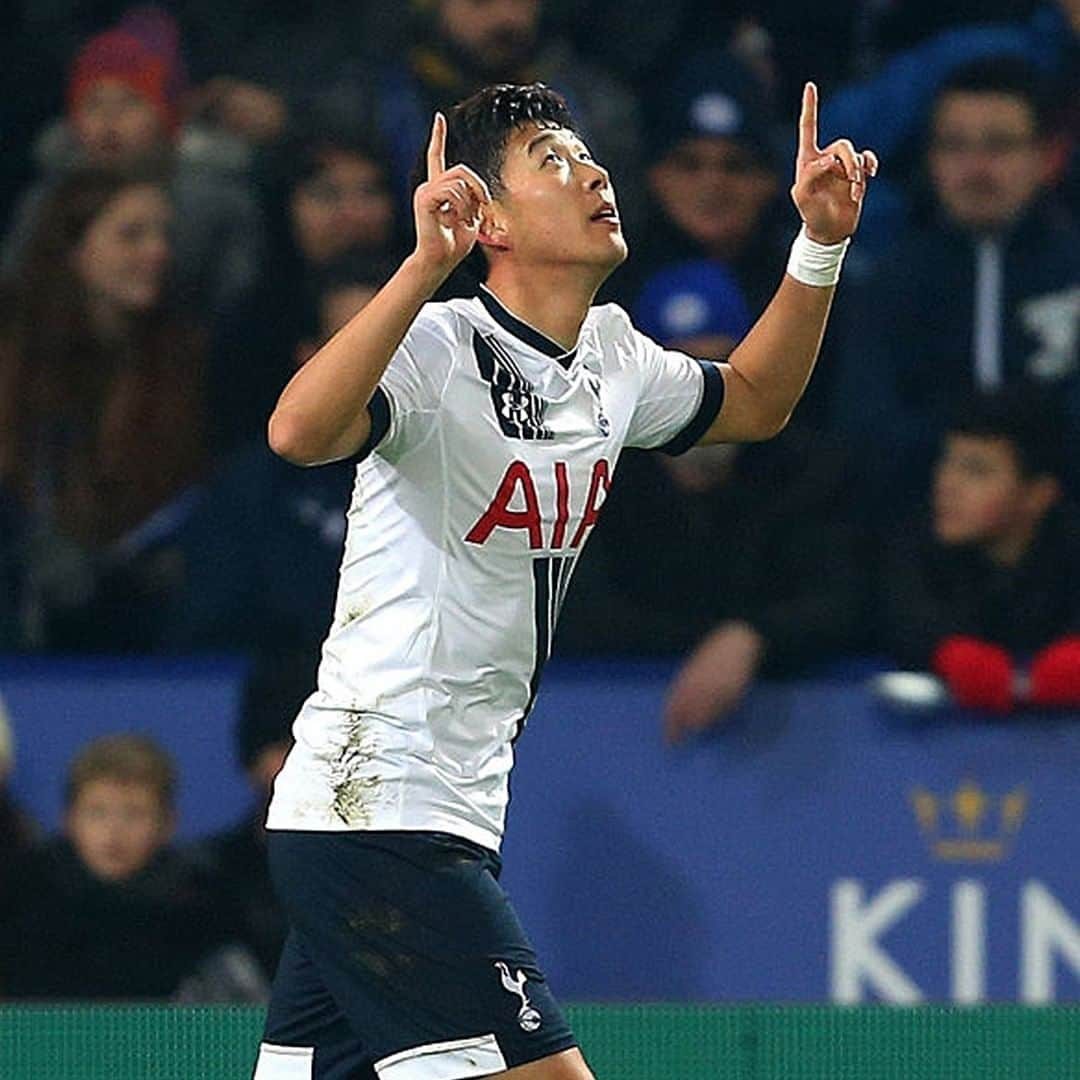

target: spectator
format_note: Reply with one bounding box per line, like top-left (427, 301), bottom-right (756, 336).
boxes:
top-left (819, 0), bottom-right (1077, 255)
top-left (0, 734), bottom-right (233, 999)
top-left (208, 130), bottom-right (404, 454)
top-left (625, 48), bottom-right (791, 319)
top-left (318, 0), bottom-right (643, 235)
top-left (190, 651), bottom-right (314, 987)
top-left (880, 387), bottom-right (1080, 712)
top-left (2, 9), bottom-right (265, 314)
top-left (168, 255), bottom-right (392, 658)
top-left (0, 169), bottom-right (208, 652)
top-left (634, 260), bottom-right (752, 361)
top-left (557, 275), bottom-right (867, 742)
top-left (832, 56), bottom-right (1080, 516)
top-left (176, 1), bottom-right (404, 151)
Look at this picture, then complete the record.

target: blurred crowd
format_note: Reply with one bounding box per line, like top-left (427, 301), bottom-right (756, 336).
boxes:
top-left (0, 0), bottom-right (1078, 1001)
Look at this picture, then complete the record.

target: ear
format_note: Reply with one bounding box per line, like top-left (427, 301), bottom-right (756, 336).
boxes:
top-left (476, 203), bottom-right (511, 253)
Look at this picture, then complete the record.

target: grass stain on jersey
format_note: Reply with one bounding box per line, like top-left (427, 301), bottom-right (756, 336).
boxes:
top-left (321, 712), bottom-right (381, 826)
top-left (341, 595), bottom-right (372, 626)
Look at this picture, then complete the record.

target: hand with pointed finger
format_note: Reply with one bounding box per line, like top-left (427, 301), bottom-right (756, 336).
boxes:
top-left (790, 82), bottom-right (878, 245)
top-left (412, 112), bottom-right (492, 281)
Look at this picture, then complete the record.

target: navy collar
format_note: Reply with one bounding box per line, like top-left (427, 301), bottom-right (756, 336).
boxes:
top-left (477, 285), bottom-right (577, 369)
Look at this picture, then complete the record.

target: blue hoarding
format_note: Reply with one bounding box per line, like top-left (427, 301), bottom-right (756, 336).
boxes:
top-left (4, 656), bottom-right (1080, 1002)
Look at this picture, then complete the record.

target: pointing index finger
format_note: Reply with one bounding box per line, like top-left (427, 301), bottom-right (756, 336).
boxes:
top-left (798, 82), bottom-right (819, 162)
top-left (427, 112), bottom-right (447, 181)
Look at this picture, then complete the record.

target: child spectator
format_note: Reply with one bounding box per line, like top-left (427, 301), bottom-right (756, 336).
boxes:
top-left (0, 734), bottom-right (231, 999)
top-left (0, 169), bottom-right (208, 652)
top-left (880, 387), bottom-right (1080, 712)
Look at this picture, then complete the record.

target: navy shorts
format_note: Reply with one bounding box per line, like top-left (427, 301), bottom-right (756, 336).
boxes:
top-left (253, 830), bottom-right (577, 1079)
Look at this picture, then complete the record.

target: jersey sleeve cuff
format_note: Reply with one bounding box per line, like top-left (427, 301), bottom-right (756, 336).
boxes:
top-left (346, 386), bottom-right (392, 463)
top-left (657, 360), bottom-right (725, 456)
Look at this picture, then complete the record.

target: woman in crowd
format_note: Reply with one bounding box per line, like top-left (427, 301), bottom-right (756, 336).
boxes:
top-left (0, 168), bottom-right (208, 652)
top-left (207, 127), bottom-right (404, 454)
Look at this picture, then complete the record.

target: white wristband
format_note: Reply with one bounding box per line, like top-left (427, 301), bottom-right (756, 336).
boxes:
top-left (786, 225), bottom-right (850, 287)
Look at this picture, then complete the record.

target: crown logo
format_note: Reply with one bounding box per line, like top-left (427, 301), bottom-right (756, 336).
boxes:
top-left (910, 780), bottom-right (1027, 863)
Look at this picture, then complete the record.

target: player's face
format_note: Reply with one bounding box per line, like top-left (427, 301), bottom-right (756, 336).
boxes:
top-left (291, 152), bottom-right (396, 265)
top-left (73, 80), bottom-right (164, 166)
top-left (933, 434), bottom-right (1034, 546)
top-left (486, 124), bottom-right (627, 274)
top-left (649, 136), bottom-right (778, 258)
top-left (929, 93), bottom-right (1047, 232)
top-left (66, 779), bottom-right (172, 881)
top-left (74, 183), bottom-right (172, 313)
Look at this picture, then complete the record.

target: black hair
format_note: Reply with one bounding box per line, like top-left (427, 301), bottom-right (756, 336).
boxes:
top-left (933, 55), bottom-right (1051, 136)
top-left (410, 82), bottom-right (578, 280)
top-left (947, 385), bottom-right (1065, 480)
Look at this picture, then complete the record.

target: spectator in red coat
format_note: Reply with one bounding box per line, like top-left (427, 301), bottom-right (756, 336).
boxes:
top-left (880, 386), bottom-right (1080, 712)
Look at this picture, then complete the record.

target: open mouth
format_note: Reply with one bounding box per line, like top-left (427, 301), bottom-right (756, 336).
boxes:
top-left (590, 205), bottom-right (619, 223)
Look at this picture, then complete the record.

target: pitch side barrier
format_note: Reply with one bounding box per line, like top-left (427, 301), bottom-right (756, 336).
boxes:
top-left (3, 1003), bottom-right (1080, 1079)
top-left (5, 656), bottom-right (1080, 1001)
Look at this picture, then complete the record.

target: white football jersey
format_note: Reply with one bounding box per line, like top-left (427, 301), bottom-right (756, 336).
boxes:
top-left (266, 286), bottom-right (724, 850)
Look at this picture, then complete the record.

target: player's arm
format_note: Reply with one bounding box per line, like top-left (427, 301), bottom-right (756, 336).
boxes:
top-left (267, 114), bottom-right (490, 465)
top-left (699, 82), bottom-right (878, 445)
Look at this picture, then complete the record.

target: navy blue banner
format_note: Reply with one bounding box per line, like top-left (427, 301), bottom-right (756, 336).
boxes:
top-left (502, 661), bottom-right (1080, 1003)
top-left (2, 656), bottom-right (250, 840)
top-left (5, 656), bottom-right (1080, 1002)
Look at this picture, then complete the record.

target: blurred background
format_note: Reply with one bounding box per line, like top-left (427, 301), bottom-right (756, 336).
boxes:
top-left (0, 0), bottom-right (1078, 1072)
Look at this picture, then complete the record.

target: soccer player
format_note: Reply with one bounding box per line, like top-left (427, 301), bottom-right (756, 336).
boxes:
top-left (254, 82), bottom-right (875, 1079)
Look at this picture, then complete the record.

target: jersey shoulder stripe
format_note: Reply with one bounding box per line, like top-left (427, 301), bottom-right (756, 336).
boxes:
top-left (658, 360), bottom-right (725, 456)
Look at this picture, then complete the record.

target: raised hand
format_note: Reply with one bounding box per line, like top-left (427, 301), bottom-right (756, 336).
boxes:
top-left (412, 112), bottom-right (492, 277)
top-left (790, 82), bottom-right (878, 245)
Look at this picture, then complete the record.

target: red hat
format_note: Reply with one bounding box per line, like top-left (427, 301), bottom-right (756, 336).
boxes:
top-left (67, 27), bottom-right (177, 134)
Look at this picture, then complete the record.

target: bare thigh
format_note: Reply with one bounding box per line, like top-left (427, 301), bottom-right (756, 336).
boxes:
top-left (498, 1047), bottom-right (594, 1079)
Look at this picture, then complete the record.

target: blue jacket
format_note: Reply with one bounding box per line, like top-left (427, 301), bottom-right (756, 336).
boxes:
top-left (830, 199), bottom-right (1080, 513)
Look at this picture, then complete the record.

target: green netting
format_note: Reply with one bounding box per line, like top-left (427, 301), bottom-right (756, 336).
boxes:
top-left (3, 1003), bottom-right (1080, 1079)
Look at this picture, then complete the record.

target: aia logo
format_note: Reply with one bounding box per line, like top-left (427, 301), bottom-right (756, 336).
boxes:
top-left (466, 459), bottom-right (611, 550)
